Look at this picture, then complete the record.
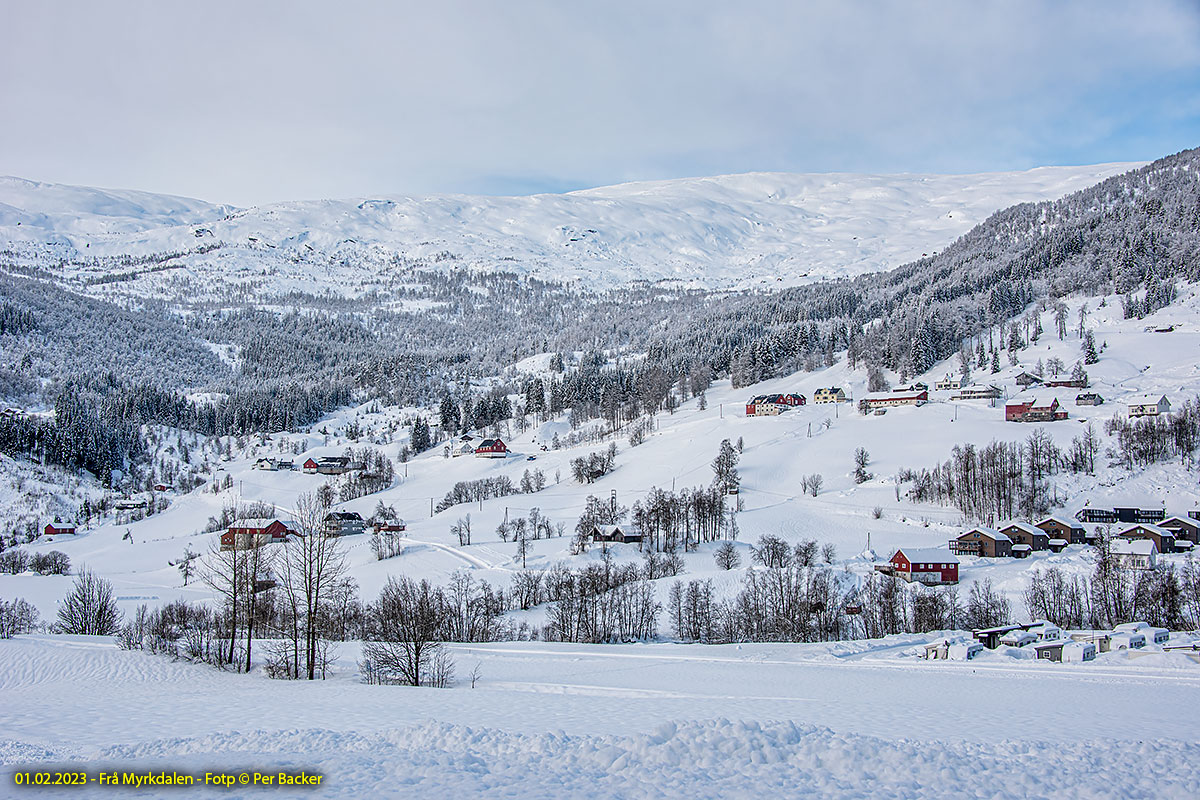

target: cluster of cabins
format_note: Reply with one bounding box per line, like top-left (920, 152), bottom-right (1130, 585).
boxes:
top-left (745, 389), bottom-right (848, 416)
top-left (743, 373), bottom-right (1173, 425)
top-left (451, 435), bottom-right (510, 458)
top-left (878, 507), bottom-right (1200, 586)
top-left (925, 619), bottom-right (1178, 663)
top-left (219, 512), bottom-right (406, 550)
top-left (1005, 389), bottom-right (1172, 425)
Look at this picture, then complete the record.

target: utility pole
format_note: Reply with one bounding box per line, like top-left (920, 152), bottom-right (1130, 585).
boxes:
top-left (430, 498), bottom-right (433, 517)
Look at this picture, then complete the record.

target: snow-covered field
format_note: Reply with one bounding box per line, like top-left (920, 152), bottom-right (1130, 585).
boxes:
top-left (0, 164), bottom-right (1136, 292)
top-left (3, 634), bottom-right (1200, 798)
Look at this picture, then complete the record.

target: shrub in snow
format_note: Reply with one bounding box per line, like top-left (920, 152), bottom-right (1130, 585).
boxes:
top-left (0, 597), bottom-right (39, 638)
top-left (55, 569), bottom-right (121, 636)
top-left (31, 550), bottom-right (70, 575)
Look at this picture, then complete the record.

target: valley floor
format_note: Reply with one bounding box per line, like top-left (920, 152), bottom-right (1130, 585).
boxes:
top-left (2, 634), bottom-right (1199, 798)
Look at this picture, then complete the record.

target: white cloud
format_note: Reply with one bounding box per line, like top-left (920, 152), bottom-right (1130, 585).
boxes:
top-left (1, 0), bottom-right (1197, 204)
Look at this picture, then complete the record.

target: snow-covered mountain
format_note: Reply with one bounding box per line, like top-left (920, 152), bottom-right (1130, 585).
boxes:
top-left (0, 164), bottom-right (1137, 291)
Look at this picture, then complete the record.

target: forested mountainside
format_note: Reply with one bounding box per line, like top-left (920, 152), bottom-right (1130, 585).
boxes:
top-left (650, 147), bottom-right (1200, 384)
top-left (0, 150), bottom-right (1195, 484)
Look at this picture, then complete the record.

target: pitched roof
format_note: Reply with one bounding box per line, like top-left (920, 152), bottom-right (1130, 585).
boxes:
top-left (961, 526), bottom-right (1012, 542)
top-left (999, 521), bottom-right (1044, 536)
top-left (893, 547), bottom-right (958, 564)
top-left (1121, 523), bottom-right (1170, 536)
top-left (1126, 393), bottom-right (1169, 406)
top-left (864, 390), bottom-right (925, 401)
top-left (1037, 514), bottom-right (1081, 529)
top-left (229, 518), bottom-right (291, 530)
top-left (1112, 539), bottom-right (1156, 556)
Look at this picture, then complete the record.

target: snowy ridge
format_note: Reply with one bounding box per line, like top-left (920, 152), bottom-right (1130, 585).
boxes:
top-left (0, 165), bottom-right (1138, 290)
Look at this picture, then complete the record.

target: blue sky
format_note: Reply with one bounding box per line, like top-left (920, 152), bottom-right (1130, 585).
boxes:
top-left (2, 1), bottom-right (1198, 205)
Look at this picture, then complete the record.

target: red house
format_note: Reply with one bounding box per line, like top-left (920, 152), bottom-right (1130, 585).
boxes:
top-left (302, 458), bottom-right (320, 474)
top-left (1005, 396), bottom-right (1068, 422)
top-left (44, 522), bottom-right (76, 537)
top-left (881, 547), bottom-right (959, 585)
top-left (475, 438), bottom-right (509, 458)
top-left (221, 518), bottom-right (296, 551)
top-left (745, 393), bottom-right (806, 416)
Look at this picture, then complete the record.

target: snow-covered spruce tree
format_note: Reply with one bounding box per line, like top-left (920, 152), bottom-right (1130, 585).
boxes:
top-left (1082, 329), bottom-right (1099, 364)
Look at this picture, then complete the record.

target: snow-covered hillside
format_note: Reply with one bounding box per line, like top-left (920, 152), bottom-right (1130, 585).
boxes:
top-left (5, 284), bottom-right (1198, 624)
top-left (0, 164), bottom-right (1136, 291)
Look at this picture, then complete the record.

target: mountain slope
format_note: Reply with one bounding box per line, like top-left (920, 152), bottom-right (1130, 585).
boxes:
top-left (0, 165), bottom-right (1137, 291)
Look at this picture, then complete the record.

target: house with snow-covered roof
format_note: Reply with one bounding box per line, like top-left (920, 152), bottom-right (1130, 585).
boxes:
top-left (44, 521), bottom-right (76, 537)
top-left (1118, 523), bottom-right (1177, 554)
top-left (745, 393), bottom-right (805, 416)
top-left (591, 524), bottom-right (642, 544)
top-left (221, 518), bottom-right (296, 550)
top-left (1005, 395), bottom-right (1067, 422)
top-left (934, 375), bottom-right (962, 392)
top-left (1127, 394), bottom-right (1171, 417)
top-left (878, 547), bottom-right (958, 585)
top-left (860, 389), bottom-right (927, 413)
top-left (1110, 538), bottom-right (1157, 570)
top-left (949, 527), bottom-right (1013, 558)
top-left (812, 387), bottom-right (846, 404)
top-left (952, 383), bottom-right (1000, 400)
top-left (1035, 514), bottom-right (1086, 545)
top-left (475, 438), bottom-right (509, 458)
top-left (999, 521), bottom-right (1049, 551)
top-left (1160, 515), bottom-right (1200, 545)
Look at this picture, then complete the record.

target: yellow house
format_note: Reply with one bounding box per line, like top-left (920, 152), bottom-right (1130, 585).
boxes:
top-left (812, 387), bottom-right (846, 404)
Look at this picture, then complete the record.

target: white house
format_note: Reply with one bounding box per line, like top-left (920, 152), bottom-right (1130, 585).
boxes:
top-left (1126, 394), bottom-right (1171, 417)
top-left (1110, 538), bottom-right (1158, 570)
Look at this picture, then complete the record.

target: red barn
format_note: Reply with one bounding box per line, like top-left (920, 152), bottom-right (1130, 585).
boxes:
top-left (475, 438), bottom-right (509, 458)
top-left (886, 548), bottom-right (959, 585)
top-left (302, 458), bottom-right (319, 474)
top-left (44, 522), bottom-right (76, 537)
top-left (221, 518), bottom-right (296, 551)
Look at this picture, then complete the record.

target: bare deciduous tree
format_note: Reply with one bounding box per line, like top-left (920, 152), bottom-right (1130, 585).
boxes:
top-left (56, 569), bottom-right (120, 635)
